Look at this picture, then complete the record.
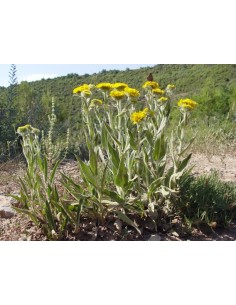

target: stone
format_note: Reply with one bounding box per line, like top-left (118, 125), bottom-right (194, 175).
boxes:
top-left (114, 219), bottom-right (122, 232)
top-left (171, 231), bottom-right (179, 237)
top-left (0, 195), bottom-right (16, 219)
top-left (0, 206), bottom-right (15, 218)
top-left (148, 234), bottom-right (162, 241)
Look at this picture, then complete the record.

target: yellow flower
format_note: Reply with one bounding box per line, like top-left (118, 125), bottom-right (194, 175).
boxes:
top-left (178, 98), bottom-right (198, 110)
top-left (89, 99), bottom-right (103, 109)
top-left (96, 83), bottom-right (113, 91)
top-left (90, 99), bottom-right (103, 108)
top-left (130, 108), bottom-right (148, 124)
top-left (167, 84), bottom-right (175, 90)
top-left (81, 90), bottom-right (91, 98)
top-left (152, 88), bottom-right (165, 95)
top-left (112, 83), bottom-right (128, 91)
top-left (124, 87), bottom-right (140, 98)
top-left (17, 124), bottom-right (32, 134)
top-left (110, 90), bottom-right (126, 100)
top-left (143, 81), bottom-right (159, 89)
top-left (17, 124), bottom-right (40, 135)
top-left (166, 84), bottom-right (176, 96)
top-left (73, 84), bottom-right (90, 94)
top-left (158, 97), bottom-right (168, 102)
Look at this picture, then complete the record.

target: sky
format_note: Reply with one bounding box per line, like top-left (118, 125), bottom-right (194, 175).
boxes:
top-left (0, 64), bottom-right (155, 87)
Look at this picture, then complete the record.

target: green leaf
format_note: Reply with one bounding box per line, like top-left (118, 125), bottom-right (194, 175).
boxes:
top-left (101, 124), bottom-right (108, 149)
top-left (178, 136), bottom-right (196, 157)
top-left (26, 170), bottom-right (34, 188)
top-left (54, 201), bottom-right (77, 225)
top-left (61, 173), bottom-right (83, 192)
top-left (76, 199), bottom-right (83, 226)
top-left (103, 189), bottom-right (124, 204)
top-left (45, 200), bottom-right (57, 231)
top-left (145, 130), bottom-right (153, 146)
top-left (128, 130), bottom-right (138, 150)
top-left (148, 178), bottom-right (164, 197)
top-left (164, 166), bottom-right (174, 186)
top-left (141, 148), bottom-right (153, 184)
top-left (43, 156), bottom-right (48, 182)
top-left (18, 177), bottom-right (30, 200)
top-left (127, 150), bottom-right (136, 176)
top-left (100, 162), bottom-right (109, 194)
top-left (77, 158), bottom-right (98, 188)
top-left (50, 159), bottom-right (60, 184)
top-left (177, 153), bottom-right (192, 172)
top-left (153, 133), bottom-right (166, 161)
top-left (60, 173), bottom-right (89, 201)
top-left (108, 142), bottom-right (120, 170)
top-left (115, 155), bottom-right (129, 189)
top-left (104, 122), bottom-right (121, 146)
top-left (10, 194), bottom-right (24, 204)
top-left (12, 206), bottom-right (40, 226)
top-left (89, 148), bottom-right (98, 176)
top-left (116, 211), bottom-right (141, 235)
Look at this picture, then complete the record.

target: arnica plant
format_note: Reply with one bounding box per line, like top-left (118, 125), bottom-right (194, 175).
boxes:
top-left (14, 81), bottom-right (198, 239)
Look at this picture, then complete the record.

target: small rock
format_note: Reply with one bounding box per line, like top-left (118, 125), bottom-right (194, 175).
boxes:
top-left (114, 219), bottom-right (122, 232)
top-left (0, 195), bottom-right (16, 218)
top-left (171, 218), bottom-right (179, 224)
top-left (148, 234), bottom-right (162, 241)
top-left (171, 231), bottom-right (179, 237)
top-left (209, 222), bottom-right (217, 229)
top-left (0, 206), bottom-right (15, 219)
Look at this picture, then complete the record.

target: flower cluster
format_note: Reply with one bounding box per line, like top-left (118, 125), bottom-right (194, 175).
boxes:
top-left (178, 98), bottom-right (198, 110)
top-left (143, 81), bottom-right (159, 89)
top-left (166, 84), bottom-right (176, 95)
top-left (152, 88), bottom-right (165, 95)
top-left (96, 83), bottom-right (113, 91)
top-left (110, 90), bottom-right (126, 100)
top-left (73, 84), bottom-right (93, 94)
top-left (17, 124), bottom-right (40, 135)
top-left (167, 84), bottom-right (175, 90)
top-left (124, 87), bottom-right (140, 98)
top-left (158, 97), bottom-right (168, 103)
top-left (73, 82), bottom-right (198, 123)
top-left (130, 108), bottom-right (149, 124)
top-left (111, 83), bottom-right (128, 91)
top-left (89, 99), bottom-right (103, 109)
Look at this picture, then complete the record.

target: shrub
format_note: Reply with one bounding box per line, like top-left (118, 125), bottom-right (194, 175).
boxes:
top-left (178, 171), bottom-right (236, 228)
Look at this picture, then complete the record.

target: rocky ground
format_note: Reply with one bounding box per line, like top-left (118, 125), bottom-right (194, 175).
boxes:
top-left (1, 151), bottom-right (236, 241)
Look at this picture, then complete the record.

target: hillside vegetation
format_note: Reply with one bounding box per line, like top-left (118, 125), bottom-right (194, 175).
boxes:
top-left (0, 64), bottom-right (236, 157)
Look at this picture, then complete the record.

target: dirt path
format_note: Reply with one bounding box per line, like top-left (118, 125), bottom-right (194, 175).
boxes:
top-left (190, 152), bottom-right (236, 182)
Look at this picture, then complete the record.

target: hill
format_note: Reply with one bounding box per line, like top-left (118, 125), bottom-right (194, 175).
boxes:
top-left (0, 64), bottom-right (236, 153)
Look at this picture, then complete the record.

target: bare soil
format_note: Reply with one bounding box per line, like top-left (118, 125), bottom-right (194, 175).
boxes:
top-left (1, 151), bottom-right (236, 241)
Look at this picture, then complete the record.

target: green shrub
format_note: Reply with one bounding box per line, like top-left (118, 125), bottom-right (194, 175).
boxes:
top-left (178, 171), bottom-right (236, 228)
